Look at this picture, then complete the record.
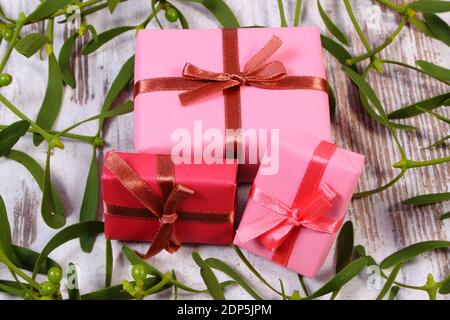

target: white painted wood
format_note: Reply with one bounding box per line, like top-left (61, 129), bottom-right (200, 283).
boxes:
top-left (0, 0), bottom-right (448, 300)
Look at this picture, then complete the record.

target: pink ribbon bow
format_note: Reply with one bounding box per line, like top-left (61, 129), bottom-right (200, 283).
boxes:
top-left (238, 184), bottom-right (341, 253)
top-left (237, 140), bottom-right (343, 266)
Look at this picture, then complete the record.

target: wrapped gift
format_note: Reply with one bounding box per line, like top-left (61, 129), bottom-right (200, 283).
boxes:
top-left (102, 151), bottom-right (238, 258)
top-left (233, 133), bottom-right (364, 277)
top-left (134, 27), bottom-right (331, 181)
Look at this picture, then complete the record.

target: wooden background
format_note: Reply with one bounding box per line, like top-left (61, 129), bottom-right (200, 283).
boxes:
top-left (0, 0), bottom-right (448, 300)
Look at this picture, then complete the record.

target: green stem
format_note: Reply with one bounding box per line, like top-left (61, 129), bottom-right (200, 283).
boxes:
top-left (143, 273), bottom-right (172, 296)
top-left (277, 0), bottom-right (288, 27)
top-left (80, 0), bottom-right (130, 18)
top-left (374, 0), bottom-right (406, 13)
top-left (353, 168), bottom-right (407, 198)
top-left (47, 19), bottom-right (54, 42)
top-left (343, 0), bottom-right (372, 53)
top-left (0, 93), bottom-right (55, 143)
top-left (137, 3), bottom-right (162, 29)
top-left (0, 124), bottom-right (97, 144)
top-left (0, 12), bottom-right (26, 73)
top-left (347, 16), bottom-right (408, 66)
top-left (382, 60), bottom-right (450, 86)
top-left (0, 255), bottom-right (40, 290)
top-left (399, 156), bottom-right (450, 169)
top-left (293, 0), bottom-right (302, 26)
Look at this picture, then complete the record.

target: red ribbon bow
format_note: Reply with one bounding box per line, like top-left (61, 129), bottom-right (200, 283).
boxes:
top-left (237, 141), bottom-right (343, 266)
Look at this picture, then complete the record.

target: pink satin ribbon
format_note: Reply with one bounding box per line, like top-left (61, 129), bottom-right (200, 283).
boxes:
top-left (237, 141), bottom-right (343, 266)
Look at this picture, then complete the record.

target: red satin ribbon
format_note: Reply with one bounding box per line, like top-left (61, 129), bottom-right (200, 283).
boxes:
top-left (237, 141), bottom-right (342, 267)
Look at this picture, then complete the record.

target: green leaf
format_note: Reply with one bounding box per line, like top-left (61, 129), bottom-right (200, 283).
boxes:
top-left (341, 66), bottom-right (410, 130)
top-left (86, 25), bottom-right (98, 43)
top-left (327, 83), bottom-right (336, 118)
top-left (204, 258), bottom-right (263, 300)
top-left (232, 245), bottom-right (281, 295)
top-left (79, 146), bottom-right (100, 252)
top-left (408, 1), bottom-right (450, 13)
top-left (107, 0), bottom-right (121, 13)
top-left (26, 0), bottom-right (73, 22)
top-left (67, 262), bottom-right (81, 300)
top-left (12, 245), bottom-right (60, 274)
top-left (388, 92), bottom-right (450, 119)
top-left (5, 150), bottom-right (64, 220)
top-left (342, 66), bottom-right (388, 118)
top-left (410, 15), bottom-right (436, 38)
top-left (321, 35), bottom-right (357, 72)
top-left (0, 280), bottom-right (26, 298)
top-left (32, 221), bottom-right (104, 278)
top-left (184, 0), bottom-right (240, 28)
top-left (98, 55), bottom-right (134, 130)
top-left (15, 33), bottom-right (50, 58)
top-left (33, 53), bottom-right (64, 146)
top-left (0, 195), bottom-right (16, 262)
top-left (342, 66), bottom-right (417, 131)
top-left (192, 251), bottom-right (225, 300)
top-left (424, 13), bottom-right (450, 46)
top-left (359, 91), bottom-right (416, 130)
top-left (403, 192), bottom-right (450, 206)
top-left (318, 1), bottom-right (349, 45)
top-left (440, 212), bottom-right (450, 220)
top-left (122, 246), bottom-right (163, 278)
top-left (307, 257), bottom-right (368, 299)
top-left (335, 221), bottom-right (354, 273)
top-left (376, 262), bottom-right (403, 300)
top-left (438, 275), bottom-right (450, 294)
top-left (59, 32), bottom-right (79, 88)
top-left (388, 286), bottom-right (400, 300)
top-left (416, 60), bottom-right (450, 82)
top-left (105, 239), bottom-right (113, 288)
top-left (380, 241), bottom-right (450, 269)
top-left (41, 150), bottom-right (66, 229)
top-left (81, 26), bottom-right (135, 55)
top-left (0, 120), bottom-right (30, 157)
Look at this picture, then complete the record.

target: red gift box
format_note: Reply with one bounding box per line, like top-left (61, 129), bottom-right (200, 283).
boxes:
top-left (102, 151), bottom-right (238, 257)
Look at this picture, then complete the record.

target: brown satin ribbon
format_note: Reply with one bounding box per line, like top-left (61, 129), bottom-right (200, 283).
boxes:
top-left (134, 29), bottom-right (328, 156)
top-left (105, 152), bottom-right (231, 258)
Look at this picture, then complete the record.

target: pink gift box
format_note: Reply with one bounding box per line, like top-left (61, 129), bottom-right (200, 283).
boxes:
top-left (134, 27), bottom-right (331, 181)
top-left (233, 132), bottom-right (365, 277)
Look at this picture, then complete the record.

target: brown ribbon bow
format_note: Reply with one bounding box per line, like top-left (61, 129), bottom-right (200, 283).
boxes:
top-left (105, 152), bottom-right (194, 258)
top-left (179, 35), bottom-right (289, 106)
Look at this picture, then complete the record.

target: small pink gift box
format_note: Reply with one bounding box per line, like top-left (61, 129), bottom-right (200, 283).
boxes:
top-left (134, 27), bottom-right (331, 181)
top-left (233, 133), bottom-right (364, 277)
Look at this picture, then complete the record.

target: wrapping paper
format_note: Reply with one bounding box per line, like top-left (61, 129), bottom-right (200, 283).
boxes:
top-left (102, 152), bottom-right (238, 245)
top-left (234, 133), bottom-right (364, 277)
top-left (134, 27), bottom-right (331, 181)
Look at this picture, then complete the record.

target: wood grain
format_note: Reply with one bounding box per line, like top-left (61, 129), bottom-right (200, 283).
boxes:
top-left (0, 0), bottom-right (448, 300)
